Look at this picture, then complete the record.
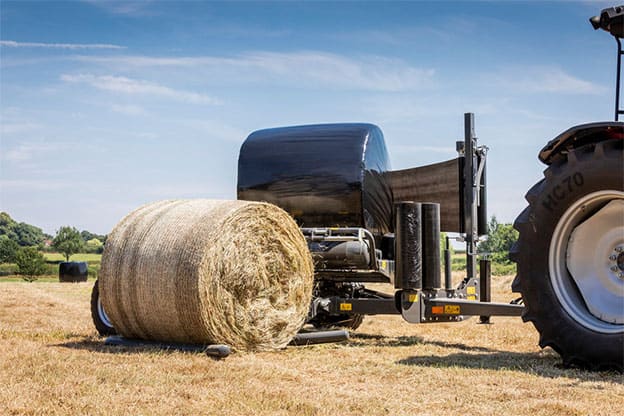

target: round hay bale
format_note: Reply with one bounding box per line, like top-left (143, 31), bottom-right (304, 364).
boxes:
top-left (99, 199), bottom-right (314, 351)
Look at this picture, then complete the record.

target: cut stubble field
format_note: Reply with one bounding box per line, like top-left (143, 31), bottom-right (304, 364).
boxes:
top-left (0, 275), bottom-right (622, 416)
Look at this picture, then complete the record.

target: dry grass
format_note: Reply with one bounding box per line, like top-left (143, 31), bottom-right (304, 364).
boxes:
top-left (1, 277), bottom-right (622, 416)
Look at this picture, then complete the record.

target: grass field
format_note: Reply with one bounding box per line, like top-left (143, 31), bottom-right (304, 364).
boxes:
top-left (43, 252), bottom-right (102, 263)
top-left (0, 253), bottom-right (103, 283)
top-left (1, 276), bottom-right (622, 415)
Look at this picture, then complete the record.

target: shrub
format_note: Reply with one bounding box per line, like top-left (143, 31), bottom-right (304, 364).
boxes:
top-left (0, 263), bottom-right (18, 277)
top-left (451, 255), bottom-right (466, 271)
top-left (0, 236), bottom-right (19, 263)
top-left (15, 247), bottom-right (47, 282)
top-left (491, 261), bottom-right (517, 276)
top-left (87, 264), bottom-right (99, 280)
top-left (478, 216), bottom-right (518, 262)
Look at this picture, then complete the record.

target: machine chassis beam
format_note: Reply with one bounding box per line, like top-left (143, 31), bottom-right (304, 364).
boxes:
top-left (319, 288), bottom-right (525, 323)
top-left (425, 298), bottom-right (524, 317)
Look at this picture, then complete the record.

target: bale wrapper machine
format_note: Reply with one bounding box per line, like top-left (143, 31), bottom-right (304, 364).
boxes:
top-left (238, 114), bottom-right (523, 330)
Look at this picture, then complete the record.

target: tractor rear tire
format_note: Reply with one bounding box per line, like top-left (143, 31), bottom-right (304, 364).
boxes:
top-left (511, 140), bottom-right (623, 370)
top-left (90, 279), bottom-right (117, 336)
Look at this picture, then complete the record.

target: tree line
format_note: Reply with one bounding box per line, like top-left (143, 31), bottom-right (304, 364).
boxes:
top-left (477, 216), bottom-right (518, 260)
top-left (0, 212), bottom-right (107, 264)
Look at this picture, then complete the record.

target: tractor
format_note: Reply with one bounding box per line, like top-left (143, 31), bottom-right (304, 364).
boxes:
top-left (510, 6), bottom-right (624, 369)
top-left (91, 6), bottom-right (623, 370)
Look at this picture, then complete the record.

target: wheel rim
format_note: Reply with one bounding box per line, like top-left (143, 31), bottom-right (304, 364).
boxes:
top-left (97, 297), bottom-right (114, 329)
top-left (549, 191), bottom-right (624, 333)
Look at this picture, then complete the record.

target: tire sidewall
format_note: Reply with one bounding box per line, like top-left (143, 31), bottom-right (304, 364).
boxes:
top-left (91, 279), bottom-right (117, 336)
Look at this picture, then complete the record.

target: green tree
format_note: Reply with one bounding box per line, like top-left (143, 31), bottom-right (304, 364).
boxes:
top-left (15, 247), bottom-right (47, 282)
top-left (52, 226), bottom-right (84, 261)
top-left (14, 222), bottom-right (45, 246)
top-left (85, 238), bottom-right (104, 254)
top-left (0, 212), bottom-right (46, 246)
top-left (0, 212), bottom-right (19, 242)
top-left (0, 236), bottom-right (19, 263)
top-left (478, 216), bottom-right (518, 262)
top-left (80, 230), bottom-right (107, 244)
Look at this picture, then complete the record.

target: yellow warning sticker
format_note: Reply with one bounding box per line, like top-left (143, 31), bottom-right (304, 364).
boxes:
top-left (444, 305), bottom-right (461, 315)
top-left (467, 286), bottom-right (476, 295)
top-left (340, 303), bottom-right (352, 311)
top-left (408, 293), bottom-right (419, 303)
top-left (467, 295), bottom-right (476, 301)
top-left (381, 260), bottom-right (387, 269)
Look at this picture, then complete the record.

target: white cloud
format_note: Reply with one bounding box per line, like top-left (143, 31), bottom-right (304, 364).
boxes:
top-left (334, 16), bottom-right (504, 46)
top-left (244, 51), bottom-right (435, 91)
top-left (73, 55), bottom-right (197, 66)
top-left (73, 51), bottom-right (436, 91)
top-left (111, 104), bottom-right (148, 116)
top-left (0, 122), bottom-right (41, 135)
top-left (2, 142), bottom-right (65, 163)
top-left (497, 66), bottom-right (607, 95)
top-left (133, 132), bottom-right (158, 140)
top-left (60, 74), bottom-right (220, 104)
top-left (82, 0), bottom-right (156, 16)
top-left (0, 40), bottom-right (125, 50)
top-left (182, 119), bottom-right (247, 143)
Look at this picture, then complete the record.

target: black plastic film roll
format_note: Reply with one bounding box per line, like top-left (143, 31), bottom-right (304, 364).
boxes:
top-left (422, 203), bottom-right (441, 289)
top-left (394, 202), bottom-right (422, 289)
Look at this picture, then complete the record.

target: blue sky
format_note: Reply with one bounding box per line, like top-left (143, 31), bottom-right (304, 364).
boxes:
top-left (0, 0), bottom-right (618, 235)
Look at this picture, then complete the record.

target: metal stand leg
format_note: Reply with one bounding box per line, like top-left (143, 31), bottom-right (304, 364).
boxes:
top-left (479, 259), bottom-right (492, 324)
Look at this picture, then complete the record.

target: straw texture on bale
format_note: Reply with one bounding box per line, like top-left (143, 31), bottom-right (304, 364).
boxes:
top-left (99, 199), bottom-right (314, 351)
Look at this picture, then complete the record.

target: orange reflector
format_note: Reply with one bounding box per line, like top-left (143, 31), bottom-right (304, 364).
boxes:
top-left (431, 306), bottom-right (444, 314)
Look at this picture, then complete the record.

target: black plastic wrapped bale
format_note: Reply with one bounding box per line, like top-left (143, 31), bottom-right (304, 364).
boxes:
top-left (237, 123), bottom-right (393, 239)
top-left (59, 262), bottom-right (88, 283)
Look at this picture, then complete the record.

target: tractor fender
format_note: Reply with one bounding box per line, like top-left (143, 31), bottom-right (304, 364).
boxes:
top-left (539, 121), bottom-right (624, 165)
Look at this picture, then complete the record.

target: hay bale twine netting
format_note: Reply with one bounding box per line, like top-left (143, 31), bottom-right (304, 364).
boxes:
top-left (99, 199), bottom-right (314, 351)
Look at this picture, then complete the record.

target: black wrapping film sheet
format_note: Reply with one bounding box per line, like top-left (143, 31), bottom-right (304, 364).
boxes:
top-left (386, 159), bottom-right (462, 232)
